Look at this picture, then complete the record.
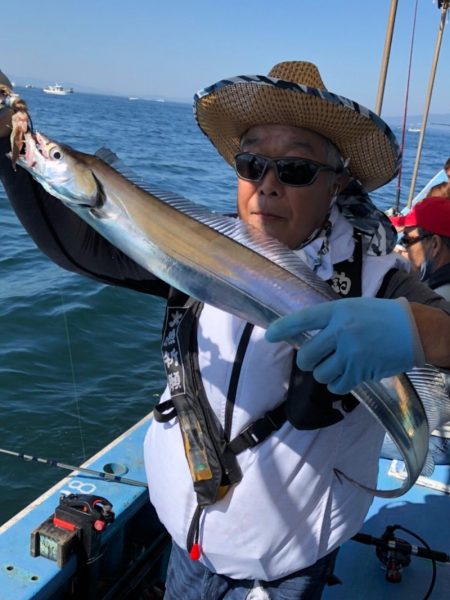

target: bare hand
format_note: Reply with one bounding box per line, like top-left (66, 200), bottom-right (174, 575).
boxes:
top-left (0, 81), bottom-right (29, 139)
top-left (0, 83), bottom-right (14, 138)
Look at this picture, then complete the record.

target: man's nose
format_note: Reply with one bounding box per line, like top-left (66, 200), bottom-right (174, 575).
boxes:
top-left (258, 164), bottom-right (280, 195)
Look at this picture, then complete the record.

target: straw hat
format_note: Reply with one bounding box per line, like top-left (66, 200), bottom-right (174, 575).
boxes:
top-left (194, 61), bottom-right (401, 192)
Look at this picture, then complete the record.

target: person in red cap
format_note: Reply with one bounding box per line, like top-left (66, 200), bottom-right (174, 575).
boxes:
top-left (430, 181), bottom-right (450, 197)
top-left (390, 197), bottom-right (450, 300)
top-left (444, 157), bottom-right (450, 180)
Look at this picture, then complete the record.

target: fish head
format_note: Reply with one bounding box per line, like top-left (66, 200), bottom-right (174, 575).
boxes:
top-left (14, 131), bottom-right (102, 208)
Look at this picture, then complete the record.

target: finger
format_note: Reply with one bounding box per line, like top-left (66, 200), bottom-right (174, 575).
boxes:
top-left (310, 351), bottom-right (345, 384)
top-left (12, 111), bottom-right (28, 125)
top-left (265, 302), bottom-right (334, 343)
top-left (327, 374), bottom-right (355, 396)
top-left (296, 331), bottom-right (337, 371)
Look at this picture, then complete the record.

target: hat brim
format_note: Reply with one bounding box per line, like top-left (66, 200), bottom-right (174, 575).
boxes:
top-left (195, 76), bottom-right (401, 192)
top-left (389, 215), bottom-right (407, 227)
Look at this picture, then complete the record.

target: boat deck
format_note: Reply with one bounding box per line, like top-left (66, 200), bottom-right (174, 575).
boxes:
top-left (0, 414), bottom-right (168, 599)
top-left (1, 416), bottom-right (449, 599)
top-left (324, 458), bottom-right (450, 599)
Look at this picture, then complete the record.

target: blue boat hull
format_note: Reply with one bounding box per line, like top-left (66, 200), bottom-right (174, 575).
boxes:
top-left (0, 414), bottom-right (170, 599)
top-left (1, 412), bottom-right (449, 598)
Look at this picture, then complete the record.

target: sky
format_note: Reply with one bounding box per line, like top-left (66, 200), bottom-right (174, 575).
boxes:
top-left (2, 0), bottom-right (450, 117)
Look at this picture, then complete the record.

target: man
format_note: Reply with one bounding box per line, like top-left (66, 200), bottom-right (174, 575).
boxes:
top-left (390, 197), bottom-right (450, 300)
top-left (389, 197), bottom-right (450, 464)
top-left (1, 62), bottom-right (450, 599)
top-left (429, 180), bottom-right (450, 199)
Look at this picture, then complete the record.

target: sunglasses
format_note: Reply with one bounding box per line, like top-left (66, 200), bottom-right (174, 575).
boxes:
top-left (400, 233), bottom-right (433, 248)
top-left (234, 152), bottom-right (340, 187)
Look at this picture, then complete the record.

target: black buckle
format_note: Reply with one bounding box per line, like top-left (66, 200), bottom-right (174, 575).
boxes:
top-left (237, 424), bottom-right (265, 449)
top-left (153, 399), bottom-right (177, 423)
top-left (229, 405), bottom-right (286, 454)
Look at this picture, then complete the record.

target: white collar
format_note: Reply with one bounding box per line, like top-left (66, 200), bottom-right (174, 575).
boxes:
top-left (294, 205), bottom-right (355, 281)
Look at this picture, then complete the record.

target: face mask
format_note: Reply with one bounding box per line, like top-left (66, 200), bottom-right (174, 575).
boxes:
top-left (419, 258), bottom-right (433, 282)
top-left (419, 244), bottom-right (435, 282)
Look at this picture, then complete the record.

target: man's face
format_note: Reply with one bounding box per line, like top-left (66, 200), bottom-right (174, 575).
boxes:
top-left (403, 226), bottom-right (432, 271)
top-left (236, 125), bottom-right (338, 249)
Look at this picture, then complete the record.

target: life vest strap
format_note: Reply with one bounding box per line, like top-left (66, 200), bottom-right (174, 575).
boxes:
top-left (153, 399), bottom-right (177, 423)
top-left (228, 401), bottom-right (288, 454)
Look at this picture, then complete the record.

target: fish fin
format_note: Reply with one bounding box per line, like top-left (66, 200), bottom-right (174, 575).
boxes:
top-left (405, 366), bottom-right (450, 432)
top-left (94, 147), bottom-right (336, 300)
top-left (95, 147), bottom-right (120, 166)
top-left (420, 450), bottom-right (435, 478)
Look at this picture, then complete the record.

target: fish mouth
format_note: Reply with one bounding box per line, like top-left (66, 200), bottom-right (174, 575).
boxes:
top-left (14, 131), bottom-right (50, 170)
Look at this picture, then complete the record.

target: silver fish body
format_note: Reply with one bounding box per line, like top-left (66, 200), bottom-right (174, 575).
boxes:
top-left (15, 132), bottom-right (445, 498)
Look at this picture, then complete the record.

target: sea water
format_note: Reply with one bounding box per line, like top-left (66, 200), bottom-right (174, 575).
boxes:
top-left (0, 87), bottom-right (449, 524)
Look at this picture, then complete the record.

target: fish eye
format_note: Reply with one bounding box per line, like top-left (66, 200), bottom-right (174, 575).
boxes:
top-left (49, 147), bottom-right (63, 160)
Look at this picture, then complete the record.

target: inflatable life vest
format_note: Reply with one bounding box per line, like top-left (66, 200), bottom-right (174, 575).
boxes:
top-left (154, 231), bottom-right (370, 557)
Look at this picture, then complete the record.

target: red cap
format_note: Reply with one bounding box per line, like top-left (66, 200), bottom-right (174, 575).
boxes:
top-left (389, 197), bottom-right (450, 237)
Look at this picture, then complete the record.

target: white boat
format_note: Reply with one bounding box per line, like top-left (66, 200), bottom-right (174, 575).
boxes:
top-left (43, 84), bottom-right (74, 96)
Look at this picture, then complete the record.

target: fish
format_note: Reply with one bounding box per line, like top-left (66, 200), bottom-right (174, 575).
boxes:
top-left (13, 131), bottom-right (450, 498)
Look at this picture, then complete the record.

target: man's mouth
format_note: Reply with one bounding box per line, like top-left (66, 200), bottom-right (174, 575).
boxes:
top-left (251, 210), bottom-right (283, 219)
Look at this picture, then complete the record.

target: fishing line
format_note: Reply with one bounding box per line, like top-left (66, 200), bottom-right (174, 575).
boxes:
top-left (394, 0), bottom-right (419, 213)
top-left (0, 447), bottom-right (148, 488)
top-left (59, 290), bottom-right (87, 461)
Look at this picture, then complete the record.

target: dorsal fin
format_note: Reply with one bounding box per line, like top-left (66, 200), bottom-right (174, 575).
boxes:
top-left (94, 147), bottom-right (336, 300)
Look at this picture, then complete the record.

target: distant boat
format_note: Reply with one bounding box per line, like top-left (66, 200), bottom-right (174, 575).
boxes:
top-left (43, 84), bottom-right (74, 96)
top-left (128, 97), bottom-right (139, 101)
top-left (407, 127), bottom-right (421, 133)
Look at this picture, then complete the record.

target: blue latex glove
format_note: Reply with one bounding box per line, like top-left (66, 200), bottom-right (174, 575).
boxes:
top-left (265, 298), bottom-right (418, 395)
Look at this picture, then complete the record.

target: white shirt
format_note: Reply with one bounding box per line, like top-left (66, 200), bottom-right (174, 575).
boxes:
top-left (144, 209), bottom-right (405, 579)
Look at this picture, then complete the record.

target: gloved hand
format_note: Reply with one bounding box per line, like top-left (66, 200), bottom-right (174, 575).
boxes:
top-left (265, 297), bottom-right (420, 395)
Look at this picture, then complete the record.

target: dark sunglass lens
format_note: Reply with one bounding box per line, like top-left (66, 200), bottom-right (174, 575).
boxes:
top-left (277, 159), bottom-right (318, 185)
top-left (236, 154), bottom-right (266, 181)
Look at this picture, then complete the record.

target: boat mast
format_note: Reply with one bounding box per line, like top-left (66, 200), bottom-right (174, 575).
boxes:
top-left (375, 0), bottom-right (399, 115)
top-left (407, 1), bottom-right (450, 207)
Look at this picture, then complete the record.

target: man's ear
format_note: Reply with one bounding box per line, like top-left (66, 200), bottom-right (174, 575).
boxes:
top-left (334, 171), bottom-right (350, 196)
top-left (430, 234), bottom-right (442, 257)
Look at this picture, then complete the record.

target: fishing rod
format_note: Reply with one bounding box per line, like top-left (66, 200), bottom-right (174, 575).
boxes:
top-left (0, 448), bottom-right (148, 488)
top-left (407, 0), bottom-right (450, 207)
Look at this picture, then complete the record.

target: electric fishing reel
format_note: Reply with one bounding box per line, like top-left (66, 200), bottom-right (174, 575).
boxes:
top-left (30, 493), bottom-right (114, 567)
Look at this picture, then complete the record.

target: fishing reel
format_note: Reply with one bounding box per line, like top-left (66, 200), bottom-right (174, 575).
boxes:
top-left (375, 526), bottom-right (411, 583)
top-left (31, 493), bottom-right (114, 567)
top-left (353, 524), bottom-right (450, 596)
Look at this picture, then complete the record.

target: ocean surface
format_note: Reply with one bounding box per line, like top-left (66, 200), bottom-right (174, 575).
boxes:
top-left (0, 87), bottom-right (449, 525)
